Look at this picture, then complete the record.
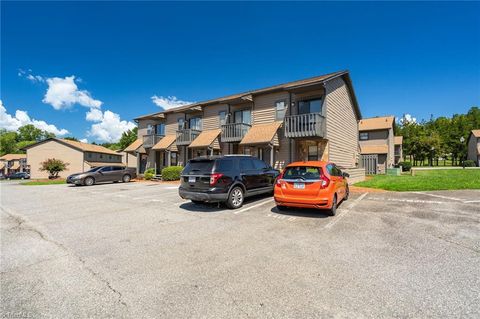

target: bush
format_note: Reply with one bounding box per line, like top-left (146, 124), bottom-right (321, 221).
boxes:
top-left (399, 161), bottom-right (412, 172)
top-left (39, 158), bottom-right (69, 179)
top-left (463, 160), bottom-right (476, 167)
top-left (161, 166), bottom-right (183, 181)
top-left (144, 168), bottom-right (156, 180)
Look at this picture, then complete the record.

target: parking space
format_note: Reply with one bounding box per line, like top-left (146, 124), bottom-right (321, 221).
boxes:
top-left (1, 182), bottom-right (479, 318)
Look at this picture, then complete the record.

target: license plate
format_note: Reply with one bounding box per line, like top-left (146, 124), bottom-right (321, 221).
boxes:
top-left (293, 182), bottom-right (305, 189)
top-left (188, 176), bottom-right (196, 183)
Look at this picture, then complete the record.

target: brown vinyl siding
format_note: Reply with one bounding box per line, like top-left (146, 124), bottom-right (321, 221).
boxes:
top-left (138, 119), bottom-right (163, 137)
top-left (166, 113), bottom-right (185, 135)
top-left (325, 77), bottom-right (359, 168)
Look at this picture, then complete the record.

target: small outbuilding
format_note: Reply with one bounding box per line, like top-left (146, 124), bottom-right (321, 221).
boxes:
top-left (23, 138), bottom-right (124, 179)
top-left (467, 129), bottom-right (480, 166)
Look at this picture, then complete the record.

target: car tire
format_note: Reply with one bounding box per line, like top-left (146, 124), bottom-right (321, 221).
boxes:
top-left (329, 195), bottom-right (337, 216)
top-left (84, 177), bottom-right (95, 186)
top-left (191, 200), bottom-right (204, 205)
top-left (122, 174), bottom-right (131, 183)
top-left (226, 186), bottom-right (244, 209)
top-left (344, 185), bottom-right (350, 201)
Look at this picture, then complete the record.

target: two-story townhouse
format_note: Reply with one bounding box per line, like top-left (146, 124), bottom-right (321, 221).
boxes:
top-left (358, 116), bottom-right (397, 174)
top-left (467, 129), bottom-right (480, 166)
top-left (23, 138), bottom-right (124, 179)
top-left (127, 70), bottom-right (364, 181)
top-left (0, 154), bottom-right (28, 176)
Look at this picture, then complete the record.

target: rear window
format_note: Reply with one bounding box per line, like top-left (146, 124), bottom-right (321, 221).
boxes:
top-left (183, 160), bottom-right (215, 174)
top-left (283, 166), bottom-right (321, 180)
top-left (214, 159), bottom-right (234, 172)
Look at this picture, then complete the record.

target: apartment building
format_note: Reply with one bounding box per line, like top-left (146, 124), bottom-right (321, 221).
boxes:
top-left (467, 129), bottom-right (480, 166)
top-left (358, 116), bottom-right (403, 174)
top-left (24, 138), bottom-right (124, 179)
top-left (127, 70), bottom-right (364, 180)
top-left (0, 154), bottom-right (28, 176)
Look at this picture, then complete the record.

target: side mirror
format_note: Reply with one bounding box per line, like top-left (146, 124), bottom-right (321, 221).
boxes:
top-left (98, 171), bottom-right (104, 175)
top-left (342, 172), bottom-right (350, 178)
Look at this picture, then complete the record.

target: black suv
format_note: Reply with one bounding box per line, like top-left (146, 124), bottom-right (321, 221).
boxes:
top-left (179, 155), bottom-right (280, 209)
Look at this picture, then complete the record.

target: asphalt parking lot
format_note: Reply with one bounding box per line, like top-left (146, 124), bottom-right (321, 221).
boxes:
top-left (1, 181), bottom-right (479, 318)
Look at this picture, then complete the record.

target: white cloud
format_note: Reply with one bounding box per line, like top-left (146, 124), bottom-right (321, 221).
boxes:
top-left (18, 69), bottom-right (45, 83)
top-left (400, 113), bottom-right (417, 125)
top-left (86, 109), bottom-right (135, 143)
top-left (79, 138), bottom-right (88, 143)
top-left (43, 76), bottom-right (102, 110)
top-left (0, 100), bottom-right (69, 136)
top-left (151, 95), bottom-right (193, 110)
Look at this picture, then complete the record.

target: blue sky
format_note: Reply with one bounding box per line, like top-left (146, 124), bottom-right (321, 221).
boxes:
top-left (2, 1), bottom-right (479, 142)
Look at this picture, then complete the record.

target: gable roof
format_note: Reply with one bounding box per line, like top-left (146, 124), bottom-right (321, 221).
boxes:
top-left (124, 138), bottom-right (143, 153)
top-left (394, 136), bottom-right (403, 145)
top-left (240, 122), bottom-right (282, 145)
top-left (22, 138), bottom-right (119, 155)
top-left (136, 70), bottom-right (361, 120)
top-left (189, 129), bottom-right (221, 148)
top-left (0, 154), bottom-right (27, 161)
top-left (152, 135), bottom-right (176, 150)
top-left (359, 116), bottom-right (395, 131)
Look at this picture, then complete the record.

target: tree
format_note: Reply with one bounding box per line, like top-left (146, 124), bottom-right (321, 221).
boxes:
top-left (0, 130), bottom-right (19, 155)
top-left (39, 158), bottom-right (69, 179)
top-left (118, 127), bottom-right (138, 150)
top-left (63, 136), bottom-right (79, 141)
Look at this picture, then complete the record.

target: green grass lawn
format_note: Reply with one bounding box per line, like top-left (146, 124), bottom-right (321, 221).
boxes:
top-left (21, 179), bottom-right (66, 186)
top-left (355, 169), bottom-right (480, 191)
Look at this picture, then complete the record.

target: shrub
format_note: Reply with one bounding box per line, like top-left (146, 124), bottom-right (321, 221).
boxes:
top-left (39, 158), bottom-right (69, 179)
top-left (399, 161), bottom-right (412, 172)
top-left (144, 168), bottom-right (156, 180)
top-left (463, 160), bottom-right (476, 167)
top-left (161, 166), bottom-right (183, 181)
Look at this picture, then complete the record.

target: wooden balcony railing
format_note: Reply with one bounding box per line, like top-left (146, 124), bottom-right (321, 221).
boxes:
top-left (143, 134), bottom-right (164, 148)
top-left (284, 112), bottom-right (326, 138)
top-left (176, 129), bottom-right (201, 145)
top-left (221, 123), bottom-right (251, 142)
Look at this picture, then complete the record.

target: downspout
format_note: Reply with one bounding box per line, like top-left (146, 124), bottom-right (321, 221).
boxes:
top-left (227, 104), bottom-right (231, 154)
top-left (288, 91), bottom-right (292, 163)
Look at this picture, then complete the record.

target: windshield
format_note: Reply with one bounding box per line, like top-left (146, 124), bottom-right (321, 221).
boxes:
top-left (283, 166), bottom-right (321, 180)
top-left (183, 160), bottom-right (215, 174)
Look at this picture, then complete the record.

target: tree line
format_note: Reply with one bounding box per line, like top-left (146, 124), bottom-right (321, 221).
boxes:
top-left (396, 107), bottom-right (479, 166)
top-left (0, 125), bottom-right (138, 156)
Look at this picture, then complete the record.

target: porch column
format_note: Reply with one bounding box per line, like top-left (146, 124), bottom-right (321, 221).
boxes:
top-left (270, 144), bottom-right (274, 167)
top-left (167, 150), bottom-right (171, 166)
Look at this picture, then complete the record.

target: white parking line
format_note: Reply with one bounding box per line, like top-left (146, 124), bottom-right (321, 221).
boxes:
top-left (368, 197), bottom-right (446, 204)
top-left (324, 193), bottom-right (367, 229)
top-left (464, 200), bottom-right (480, 203)
top-left (412, 192), bottom-right (464, 202)
top-left (233, 198), bottom-right (274, 215)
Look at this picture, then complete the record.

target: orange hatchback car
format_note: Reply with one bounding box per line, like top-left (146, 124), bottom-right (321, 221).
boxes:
top-left (274, 161), bottom-right (349, 216)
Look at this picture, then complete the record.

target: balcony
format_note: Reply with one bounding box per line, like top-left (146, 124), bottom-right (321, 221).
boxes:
top-left (284, 112), bottom-right (326, 138)
top-left (176, 129), bottom-right (201, 146)
top-left (221, 123), bottom-right (251, 142)
top-left (143, 134), bottom-right (164, 148)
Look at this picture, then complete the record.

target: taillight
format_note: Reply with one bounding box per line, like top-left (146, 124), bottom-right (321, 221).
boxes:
top-left (320, 175), bottom-right (330, 189)
top-left (276, 171), bottom-right (284, 185)
top-left (210, 173), bottom-right (224, 186)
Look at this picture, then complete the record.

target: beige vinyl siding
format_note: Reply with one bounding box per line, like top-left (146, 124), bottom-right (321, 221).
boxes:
top-left (203, 104), bottom-right (228, 130)
top-left (84, 152), bottom-right (122, 163)
top-left (166, 113), bottom-right (185, 135)
top-left (325, 77), bottom-right (359, 168)
top-left (26, 140), bottom-right (85, 179)
top-left (137, 119), bottom-right (164, 137)
top-left (253, 91), bottom-right (289, 125)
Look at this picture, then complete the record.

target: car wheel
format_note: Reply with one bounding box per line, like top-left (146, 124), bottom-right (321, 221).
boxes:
top-left (226, 186), bottom-right (244, 209)
top-left (122, 174), bottom-right (131, 183)
top-left (191, 200), bottom-right (204, 205)
top-left (329, 195), bottom-right (337, 216)
top-left (344, 185), bottom-right (350, 201)
top-left (84, 177), bottom-right (95, 186)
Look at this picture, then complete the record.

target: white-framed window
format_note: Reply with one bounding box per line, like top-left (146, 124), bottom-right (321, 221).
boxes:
top-left (359, 132), bottom-right (369, 140)
top-left (156, 123), bottom-right (165, 135)
top-left (275, 100), bottom-right (286, 121)
top-left (189, 117), bottom-right (202, 130)
top-left (178, 118), bottom-right (185, 130)
top-left (299, 98), bottom-right (322, 114)
top-left (219, 111), bottom-right (227, 125)
top-left (146, 124), bottom-right (154, 135)
top-left (234, 109), bottom-right (251, 125)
